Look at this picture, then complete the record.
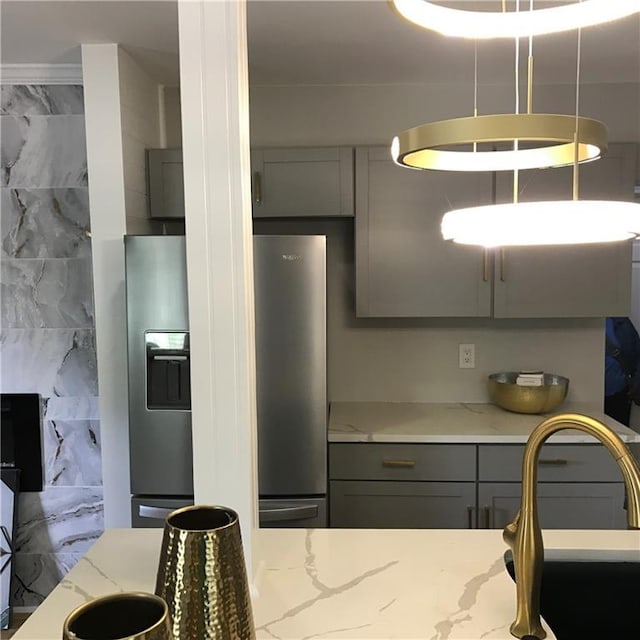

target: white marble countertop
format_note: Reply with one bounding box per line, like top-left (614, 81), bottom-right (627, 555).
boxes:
top-left (329, 401), bottom-right (640, 444)
top-left (13, 527), bottom-right (640, 640)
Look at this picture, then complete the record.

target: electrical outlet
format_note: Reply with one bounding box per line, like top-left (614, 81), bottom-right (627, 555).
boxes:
top-left (459, 343), bottom-right (475, 369)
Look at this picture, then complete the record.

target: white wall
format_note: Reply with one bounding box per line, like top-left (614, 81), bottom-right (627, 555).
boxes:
top-left (250, 80), bottom-right (640, 406)
top-left (118, 48), bottom-right (164, 235)
top-left (82, 43), bottom-right (131, 527)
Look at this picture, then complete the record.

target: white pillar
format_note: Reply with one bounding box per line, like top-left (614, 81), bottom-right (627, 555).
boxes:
top-left (81, 44), bottom-right (131, 527)
top-left (177, 0), bottom-right (258, 570)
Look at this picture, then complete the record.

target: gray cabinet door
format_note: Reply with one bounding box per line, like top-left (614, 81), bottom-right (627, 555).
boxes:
top-left (147, 148), bottom-right (185, 219)
top-left (251, 147), bottom-right (354, 217)
top-left (478, 482), bottom-right (628, 530)
top-left (355, 146), bottom-right (493, 317)
top-left (330, 480), bottom-right (476, 528)
top-left (493, 143), bottom-right (635, 318)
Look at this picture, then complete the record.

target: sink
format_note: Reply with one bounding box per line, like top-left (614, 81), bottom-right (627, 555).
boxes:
top-left (504, 549), bottom-right (640, 639)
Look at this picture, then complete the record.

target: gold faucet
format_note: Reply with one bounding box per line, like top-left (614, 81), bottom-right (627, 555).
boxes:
top-left (503, 413), bottom-right (640, 640)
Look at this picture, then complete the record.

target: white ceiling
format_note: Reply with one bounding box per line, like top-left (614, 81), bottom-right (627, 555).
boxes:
top-left (1, 1), bottom-right (639, 87)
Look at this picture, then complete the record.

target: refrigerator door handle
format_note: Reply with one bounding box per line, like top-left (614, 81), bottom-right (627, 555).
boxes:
top-left (259, 504), bottom-right (318, 523)
top-left (138, 505), bottom-right (176, 520)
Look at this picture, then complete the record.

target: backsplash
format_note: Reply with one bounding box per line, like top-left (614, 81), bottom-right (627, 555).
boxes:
top-left (0, 84), bottom-right (104, 607)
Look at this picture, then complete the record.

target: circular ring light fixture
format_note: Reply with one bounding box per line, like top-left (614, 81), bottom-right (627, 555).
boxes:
top-left (391, 113), bottom-right (607, 172)
top-left (441, 200), bottom-right (640, 247)
top-left (390, 0), bottom-right (640, 40)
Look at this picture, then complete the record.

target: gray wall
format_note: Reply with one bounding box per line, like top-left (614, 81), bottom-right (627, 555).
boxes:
top-left (248, 81), bottom-right (639, 404)
top-left (253, 219), bottom-right (605, 404)
top-left (0, 85), bottom-right (104, 607)
top-left (249, 82), bottom-right (640, 147)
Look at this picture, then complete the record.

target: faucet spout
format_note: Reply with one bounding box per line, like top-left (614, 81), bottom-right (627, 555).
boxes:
top-left (503, 413), bottom-right (640, 639)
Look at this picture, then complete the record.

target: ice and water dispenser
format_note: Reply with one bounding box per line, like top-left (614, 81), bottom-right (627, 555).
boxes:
top-left (145, 332), bottom-right (190, 411)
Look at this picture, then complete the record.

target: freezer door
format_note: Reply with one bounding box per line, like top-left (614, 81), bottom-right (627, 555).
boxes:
top-left (253, 236), bottom-right (327, 496)
top-left (259, 497), bottom-right (327, 528)
top-left (125, 236), bottom-right (193, 496)
top-left (131, 497), bottom-right (193, 528)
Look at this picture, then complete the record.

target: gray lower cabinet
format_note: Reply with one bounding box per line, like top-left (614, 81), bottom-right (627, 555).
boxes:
top-left (330, 480), bottom-right (476, 529)
top-left (329, 442), bottom-right (631, 530)
top-left (478, 482), bottom-right (627, 530)
top-left (329, 443), bottom-right (477, 528)
top-left (477, 443), bottom-right (629, 530)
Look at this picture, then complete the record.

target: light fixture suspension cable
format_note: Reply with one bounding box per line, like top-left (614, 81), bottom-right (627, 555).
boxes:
top-left (527, 0), bottom-right (534, 115)
top-left (473, 39), bottom-right (478, 118)
top-left (573, 16), bottom-right (583, 200)
top-left (473, 40), bottom-right (478, 153)
top-left (513, 0), bottom-right (521, 205)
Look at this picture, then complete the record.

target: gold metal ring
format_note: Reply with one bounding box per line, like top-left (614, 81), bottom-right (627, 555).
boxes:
top-left (392, 113), bottom-right (608, 172)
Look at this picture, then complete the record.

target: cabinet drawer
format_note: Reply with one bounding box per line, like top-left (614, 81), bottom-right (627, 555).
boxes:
top-left (478, 444), bottom-right (623, 482)
top-left (329, 443), bottom-right (476, 481)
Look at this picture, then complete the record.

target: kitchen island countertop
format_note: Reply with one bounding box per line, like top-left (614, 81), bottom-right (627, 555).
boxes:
top-left (12, 527), bottom-right (640, 640)
top-left (329, 401), bottom-right (640, 444)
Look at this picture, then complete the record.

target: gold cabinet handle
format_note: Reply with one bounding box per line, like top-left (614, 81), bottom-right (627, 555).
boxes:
top-left (483, 249), bottom-right (490, 282)
top-left (253, 171), bottom-right (262, 204)
top-left (538, 458), bottom-right (569, 466)
top-left (500, 248), bottom-right (506, 282)
top-left (382, 459), bottom-right (416, 468)
top-left (467, 505), bottom-right (475, 529)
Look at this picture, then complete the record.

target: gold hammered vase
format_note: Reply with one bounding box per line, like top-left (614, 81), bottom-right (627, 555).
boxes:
top-left (155, 505), bottom-right (255, 640)
top-left (62, 591), bottom-right (171, 640)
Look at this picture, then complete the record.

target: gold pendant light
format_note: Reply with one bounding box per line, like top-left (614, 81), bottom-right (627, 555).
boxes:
top-left (441, 200), bottom-right (640, 247)
top-left (391, 113), bottom-right (606, 172)
top-left (391, 1), bottom-right (609, 173)
top-left (438, 6), bottom-right (640, 247)
top-left (390, 0), bottom-right (640, 40)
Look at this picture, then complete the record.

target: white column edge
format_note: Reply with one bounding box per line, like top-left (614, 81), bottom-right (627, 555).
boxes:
top-left (178, 0), bottom-right (258, 572)
top-left (81, 44), bottom-right (131, 528)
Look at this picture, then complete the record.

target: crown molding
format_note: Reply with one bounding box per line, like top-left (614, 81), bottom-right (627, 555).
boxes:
top-left (1, 64), bottom-right (83, 85)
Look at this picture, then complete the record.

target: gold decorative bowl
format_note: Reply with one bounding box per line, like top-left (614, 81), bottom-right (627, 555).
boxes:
top-left (488, 372), bottom-right (569, 414)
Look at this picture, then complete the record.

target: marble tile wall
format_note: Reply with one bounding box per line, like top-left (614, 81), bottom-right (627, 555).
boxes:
top-left (0, 84), bottom-right (104, 607)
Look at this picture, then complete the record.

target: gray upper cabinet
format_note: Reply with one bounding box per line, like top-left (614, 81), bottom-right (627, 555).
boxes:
top-left (355, 143), bottom-right (636, 318)
top-left (147, 148), bottom-right (185, 219)
top-left (355, 146), bottom-right (493, 317)
top-left (492, 143), bottom-right (636, 318)
top-left (251, 147), bottom-right (354, 217)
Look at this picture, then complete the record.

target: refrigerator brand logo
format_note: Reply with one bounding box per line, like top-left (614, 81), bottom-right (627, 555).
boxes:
top-left (281, 254), bottom-right (302, 261)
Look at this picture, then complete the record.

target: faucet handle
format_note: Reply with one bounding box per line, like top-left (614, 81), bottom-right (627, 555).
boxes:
top-left (503, 510), bottom-right (519, 550)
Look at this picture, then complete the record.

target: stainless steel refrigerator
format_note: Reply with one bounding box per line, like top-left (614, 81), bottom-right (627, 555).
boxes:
top-left (125, 235), bottom-right (327, 528)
